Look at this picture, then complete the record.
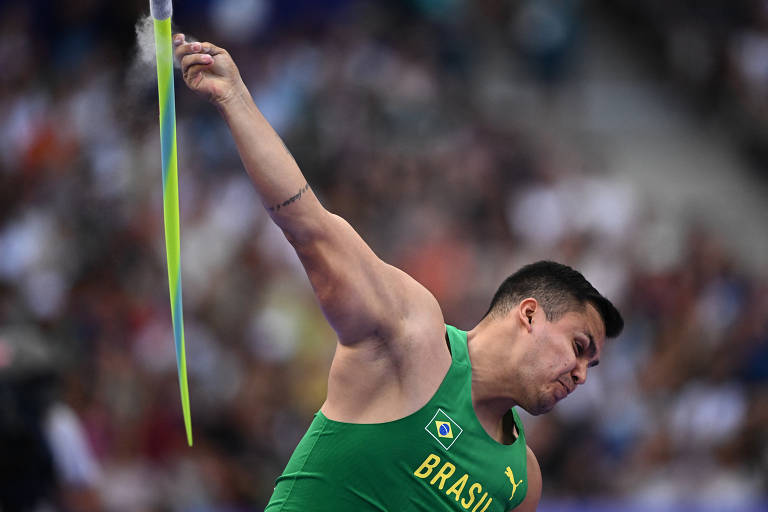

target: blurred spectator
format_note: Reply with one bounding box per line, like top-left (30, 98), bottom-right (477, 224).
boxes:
top-left (0, 327), bottom-right (102, 511)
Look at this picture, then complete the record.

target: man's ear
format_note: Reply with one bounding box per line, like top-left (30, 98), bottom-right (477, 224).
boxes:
top-left (518, 298), bottom-right (538, 332)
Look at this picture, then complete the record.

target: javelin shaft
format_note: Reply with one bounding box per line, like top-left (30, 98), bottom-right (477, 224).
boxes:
top-left (152, 6), bottom-right (193, 447)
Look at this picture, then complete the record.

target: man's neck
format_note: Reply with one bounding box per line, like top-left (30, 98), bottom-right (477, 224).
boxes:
top-left (466, 322), bottom-right (521, 442)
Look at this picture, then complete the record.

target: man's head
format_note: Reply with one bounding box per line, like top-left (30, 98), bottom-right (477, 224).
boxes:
top-left (483, 261), bottom-right (623, 415)
top-left (485, 261), bottom-right (623, 337)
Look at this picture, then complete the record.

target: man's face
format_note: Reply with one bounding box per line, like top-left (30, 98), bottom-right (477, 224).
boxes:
top-left (515, 303), bottom-right (606, 415)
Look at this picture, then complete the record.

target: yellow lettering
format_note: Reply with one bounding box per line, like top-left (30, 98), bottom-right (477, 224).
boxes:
top-left (461, 483), bottom-right (482, 509)
top-left (415, 455), bottom-right (497, 510)
top-left (446, 473), bottom-right (469, 501)
top-left (414, 454), bottom-right (441, 479)
top-left (472, 492), bottom-right (488, 512)
top-left (430, 462), bottom-right (456, 490)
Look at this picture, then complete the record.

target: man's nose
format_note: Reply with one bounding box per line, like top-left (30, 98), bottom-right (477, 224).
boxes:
top-left (571, 360), bottom-right (588, 385)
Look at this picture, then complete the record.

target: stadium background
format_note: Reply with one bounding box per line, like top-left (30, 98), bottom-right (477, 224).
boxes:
top-left (1, 0), bottom-right (767, 510)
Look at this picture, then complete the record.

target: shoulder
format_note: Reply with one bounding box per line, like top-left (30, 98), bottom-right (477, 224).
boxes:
top-left (323, 298), bottom-right (450, 422)
top-left (516, 445), bottom-right (541, 512)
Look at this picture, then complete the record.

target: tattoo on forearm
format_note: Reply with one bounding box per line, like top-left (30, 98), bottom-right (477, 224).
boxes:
top-left (268, 183), bottom-right (311, 212)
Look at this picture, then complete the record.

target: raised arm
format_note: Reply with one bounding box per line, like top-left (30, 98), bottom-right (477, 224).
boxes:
top-left (173, 36), bottom-right (443, 347)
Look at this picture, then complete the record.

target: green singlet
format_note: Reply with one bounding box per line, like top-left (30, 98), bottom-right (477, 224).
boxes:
top-left (265, 325), bottom-right (529, 511)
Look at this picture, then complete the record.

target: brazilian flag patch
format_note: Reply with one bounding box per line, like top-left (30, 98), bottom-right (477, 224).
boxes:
top-left (425, 409), bottom-right (463, 450)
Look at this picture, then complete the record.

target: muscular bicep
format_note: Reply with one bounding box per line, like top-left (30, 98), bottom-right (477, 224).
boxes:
top-left (290, 211), bottom-right (442, 345)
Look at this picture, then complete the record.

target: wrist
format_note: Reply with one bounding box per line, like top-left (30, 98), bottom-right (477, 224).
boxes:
top-left (213, 80), bottom-right (250, 112)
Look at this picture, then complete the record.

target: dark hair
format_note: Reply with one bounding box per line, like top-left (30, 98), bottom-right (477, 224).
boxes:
top-left (484, 260), bottom-right (623, 338)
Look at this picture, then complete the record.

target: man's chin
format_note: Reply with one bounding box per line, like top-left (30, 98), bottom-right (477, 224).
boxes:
top-left (520, 399), bottom-right (556, 416)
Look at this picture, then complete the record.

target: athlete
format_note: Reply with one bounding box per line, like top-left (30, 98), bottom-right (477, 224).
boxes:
top-left (173, 34), bottom-right (623, 511)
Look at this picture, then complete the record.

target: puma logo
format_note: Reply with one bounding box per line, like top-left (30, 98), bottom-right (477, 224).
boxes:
top-left (504, 466), bottom-right (523, 500)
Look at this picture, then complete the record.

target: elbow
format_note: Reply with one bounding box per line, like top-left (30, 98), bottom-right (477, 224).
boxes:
top-left (279, 209), bottom-right (334, 249)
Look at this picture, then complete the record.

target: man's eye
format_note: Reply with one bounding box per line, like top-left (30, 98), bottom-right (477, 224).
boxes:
top-left (575, 342), bottom-right (584, 356)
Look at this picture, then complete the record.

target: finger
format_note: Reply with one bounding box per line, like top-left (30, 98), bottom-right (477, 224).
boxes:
top-left (181, 52), bottom-right (214, 75)
top-left (198, 42), bottom-right (227, 57)
top-left (173, 33), bottom-right (186, 47)
top-left (174, 41), bottom-right (204, 63)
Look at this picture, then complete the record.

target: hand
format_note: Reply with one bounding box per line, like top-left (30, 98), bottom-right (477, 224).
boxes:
top-left (173, 34), bottom-right (246, 106)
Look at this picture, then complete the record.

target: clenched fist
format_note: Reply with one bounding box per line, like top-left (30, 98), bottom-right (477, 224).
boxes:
top-left (173, 34), bottom-right (247, 106)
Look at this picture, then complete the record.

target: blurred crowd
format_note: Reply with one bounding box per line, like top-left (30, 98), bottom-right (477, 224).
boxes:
top-left (0, 0), bottom-right (767, 511)
top-left (605, 0), bottom-right (768, 169)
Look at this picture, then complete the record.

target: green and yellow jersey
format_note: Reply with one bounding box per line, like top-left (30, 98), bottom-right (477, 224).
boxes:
top-left (266, 325), bottom-right (529, 511)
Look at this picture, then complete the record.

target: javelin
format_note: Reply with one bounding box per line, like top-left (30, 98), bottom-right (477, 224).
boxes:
top-left (150, 0), bottom-right (192, 446)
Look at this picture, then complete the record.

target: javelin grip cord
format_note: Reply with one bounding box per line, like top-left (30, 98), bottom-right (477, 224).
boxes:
top-left (150, 0), bottom-right (172, 20)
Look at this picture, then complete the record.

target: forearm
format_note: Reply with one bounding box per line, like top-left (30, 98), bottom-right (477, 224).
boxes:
top-left (175, 37), bottom-right (443, 347)
top-left (216, 84), bottom-right (324, 238)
